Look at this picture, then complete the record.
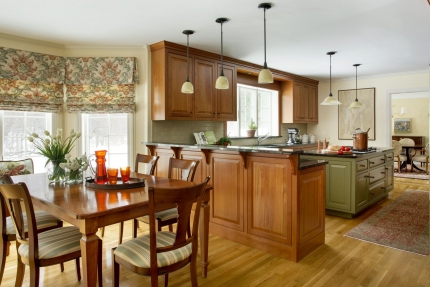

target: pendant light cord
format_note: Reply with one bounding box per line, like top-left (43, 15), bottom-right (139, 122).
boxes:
top-left (355, 65), bottom-right (358, 100)
top-left (220, 22), bottom-right (224, 76)
top-left (263, 7), bottom-right (267, 69)
top-left (329, 54), bottom-right (332, 95)
top-left (186, 34), bottom-right (190, 81)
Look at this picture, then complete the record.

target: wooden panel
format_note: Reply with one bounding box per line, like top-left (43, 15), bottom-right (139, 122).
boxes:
top-left (356, 172), bottom-right (368, 209)
top-left (293, 82), bottom-right (301, 121)
top-left (216, 63), bottom-right (237, 120)
top-left (300, 84), bottom-right (309, 120)
top-left (308, 85), bottom-right (318, 123)
top-left (326, 161), bottom-right (351, 211)
top-left (209, 153), bottom-right (244, 231)
top-left (180, 150), bottom-right (207, 183)
top-left (194, 58), bottom-right (216, 119)
top-left (281, 81), bottom-right (294, 123)
top-left (368, 155), bottom-right (385, 168)
top-left (166, 52), bottom-right (193, 118)
top-left (298, 168), bottom-right (325, 245)
top-left (247, 156), bottom-right (292, 244)
top-left (369, 165), bottom-right (386, 184)
top-left (153, 148), bottom-right (174, 178)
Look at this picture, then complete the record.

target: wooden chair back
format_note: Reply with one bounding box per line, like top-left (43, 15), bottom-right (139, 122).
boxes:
top-left (168, 158), bottom-right (199, 182)
top-left (0, 175), bottom-right (13, 219)
top-left (135, 154), bottom-right (159, 175)
top-left (0, 183), bottom-right (37, 253)
top-left (399, 138), bottom-right (415, 147)
top-left (147, 176), bottom-right (210, 274)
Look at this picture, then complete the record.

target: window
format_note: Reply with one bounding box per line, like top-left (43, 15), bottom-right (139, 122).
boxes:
top-left (81, 113), bottom-right (133, 170)
top-left (227, 84), bottom-right (279, 137)
top-left (0, 111), bottom-right (57, 173)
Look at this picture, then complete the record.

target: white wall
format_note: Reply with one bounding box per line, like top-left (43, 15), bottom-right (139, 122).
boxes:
top-left (309, 71), bottom-right (430, 148)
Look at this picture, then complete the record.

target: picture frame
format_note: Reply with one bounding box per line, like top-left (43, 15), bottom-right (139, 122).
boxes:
top-left (338, 88), bottom-right (375, 140)
top-left (393, 118), bottom-right (411, 133)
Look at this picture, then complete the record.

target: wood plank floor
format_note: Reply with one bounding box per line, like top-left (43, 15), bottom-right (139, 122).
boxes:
top-left (1, 177), bottom-right (429, 287)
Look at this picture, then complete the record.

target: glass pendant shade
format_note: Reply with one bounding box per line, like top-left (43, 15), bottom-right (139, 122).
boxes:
top-left (216, 18), bottom-right (229, 89)
top-left (182, 30), bottom-right (194, 94)
top-left (258, 3), bottom-right (273, 84)
top-left (181, 78), bottom-right (194, 94)
top-left (321, 93), bottom-right (342, 105)
top-left (348, 63), bottom-right (363, 109)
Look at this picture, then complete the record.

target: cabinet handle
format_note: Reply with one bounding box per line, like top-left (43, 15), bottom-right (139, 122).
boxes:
top-left (360, 164), bottom-right (366, 167)
top-left (370, 161), bottom-right (375, 164)
top-left (370, 192), bottom-right (375, 195)
top-left (380, 159), bottom-right (385, 161)
top-left (365, 175), bottom-right (375, 178)
top-left (380, 187), bottom-right (386, 189)
top-left (381, 172), bottom-right (386, 174)
top-left (387, 156), bottom-right (393, 159)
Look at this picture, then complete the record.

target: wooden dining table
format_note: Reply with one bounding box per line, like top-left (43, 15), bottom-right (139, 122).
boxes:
top-left (11, 172), bottom-right (212, 287)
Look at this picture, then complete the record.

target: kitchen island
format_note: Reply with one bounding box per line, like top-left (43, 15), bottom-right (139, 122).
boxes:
top-left (144, 143), bottom-right (327, 262)
top-left (301, 148), bottom-right (394, 218)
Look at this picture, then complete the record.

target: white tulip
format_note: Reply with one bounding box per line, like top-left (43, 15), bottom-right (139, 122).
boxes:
top-left (44, 130), bottom-right (50, 136)
top-left (27, 137), bottom-right (34, 142)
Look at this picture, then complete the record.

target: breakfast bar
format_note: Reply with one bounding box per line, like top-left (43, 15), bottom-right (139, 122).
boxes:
top-left (145, 143), bottom-right (327, 262)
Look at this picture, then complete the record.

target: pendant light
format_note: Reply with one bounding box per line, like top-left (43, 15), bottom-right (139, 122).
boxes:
top-left (258, 3), bottom-right (274, 84)
top-left (181, 30), bottom-right (194, 94)
top-left (215, 18), bottom-right (229, 89)
top-left (321, 51), bottom-right (341, 105)
top-left (348, 64), bottom-right (363, 109)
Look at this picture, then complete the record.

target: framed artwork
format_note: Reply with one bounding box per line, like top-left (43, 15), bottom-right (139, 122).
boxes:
top-left (393, 118), bottom-right (411, 133)
top-left (338, 88), bottom-right (375, 140)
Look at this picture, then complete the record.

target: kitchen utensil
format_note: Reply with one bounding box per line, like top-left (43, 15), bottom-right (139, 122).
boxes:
top-left (310, 134), bottom-right (316, 143)
top-left (302, 134), bottom-right (309, 143)
top-left (352, 128), bottom-right (369, 150)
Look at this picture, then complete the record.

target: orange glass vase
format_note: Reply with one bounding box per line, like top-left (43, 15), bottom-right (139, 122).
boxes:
top-left (94, 150), bottom-right (108, 184)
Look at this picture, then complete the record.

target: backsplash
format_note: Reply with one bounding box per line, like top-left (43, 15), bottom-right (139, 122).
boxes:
top-left (151, 120), bottom-right (224, 144)
top-left (151, 121), bottom-right (308, 145)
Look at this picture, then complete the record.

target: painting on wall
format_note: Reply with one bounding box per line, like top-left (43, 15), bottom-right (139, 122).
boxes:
top-left (338, 88), bottom-right (375, 140)
top-left (394, 118), bottom-right (411, 133)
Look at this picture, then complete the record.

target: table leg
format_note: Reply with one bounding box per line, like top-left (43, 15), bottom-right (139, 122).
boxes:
top-left (80, 233), bottom-right (100, 287)
top-left (199, 193), bottom-right (210, 278)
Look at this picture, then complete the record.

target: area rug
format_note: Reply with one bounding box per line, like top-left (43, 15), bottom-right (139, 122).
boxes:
top-left (344, 190), bottom-right (429, 256)
top-left (394, 171), bottom-right (429, 180)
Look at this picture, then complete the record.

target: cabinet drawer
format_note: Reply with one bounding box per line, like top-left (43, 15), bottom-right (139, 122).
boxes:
top-left (368, 166), bottom-right (386, 184)
top-left (356, 159), bottom-right (368, 171)
top-left (368, 155), bottom-right (385, 168)
top-left (368, 180), bottom-right (386, 203)
top-left (385, 153), bottom-right (394, 163)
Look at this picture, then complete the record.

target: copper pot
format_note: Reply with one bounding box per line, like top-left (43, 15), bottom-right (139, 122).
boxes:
top-left (352, 128), bottom-right (369, 150)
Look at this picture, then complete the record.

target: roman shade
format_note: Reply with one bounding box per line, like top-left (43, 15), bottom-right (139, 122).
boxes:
top-left (0, 47), bottom-right (65, 112)
top-left (65, 57), bottom-right (139, 113)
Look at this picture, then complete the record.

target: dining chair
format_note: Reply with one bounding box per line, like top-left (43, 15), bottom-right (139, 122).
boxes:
top-left (0, 182), bottom-right (103, 287)
top-left (0, 174), bottom-right (66, 285)
top-left (112, 176), bottom-right (210, 287)
top-left (0, 158), bottom-right (34, 176)
top-left (410, 143), bottom-right (429, 174)
top-left (391, 140), bottom-right (407, 173)
top-left (99, 154), bottom-right (160, 244)
top-left (132, 157), bottom-right (199, 238)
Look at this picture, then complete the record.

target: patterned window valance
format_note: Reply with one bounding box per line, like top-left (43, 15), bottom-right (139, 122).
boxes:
top-left (0, 47), bottom-right (66, 113)
top-left (65, 57), bottom-right (139, 114)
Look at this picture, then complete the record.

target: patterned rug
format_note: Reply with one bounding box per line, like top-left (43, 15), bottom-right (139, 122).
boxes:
top-left (344, 190), bottom-right (429, 256)
top-left (394, 164), bottom-right (429, 180)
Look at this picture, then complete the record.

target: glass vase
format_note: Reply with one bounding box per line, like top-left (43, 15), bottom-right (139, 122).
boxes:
top-left (65, 167), bottom-right (84, 184)
top-left (47, 159), bottom-right (66, 183)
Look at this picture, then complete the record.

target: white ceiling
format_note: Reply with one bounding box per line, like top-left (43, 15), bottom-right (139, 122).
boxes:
top-left (1, 0), bottom-right (429, 81)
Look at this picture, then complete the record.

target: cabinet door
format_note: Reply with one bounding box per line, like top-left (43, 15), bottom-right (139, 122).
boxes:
top-left (385, 164), bottom-right (394, 190)
top-left (326, 161), bottom-right (351, 212)
top-left (308, 85), bottom-right (318, 123)
top-left (356, 172), bottom-right (368, 210)
top-left (216, 63), bottom-right (237, 120)
top-left (293, 82), bottom-right (302, 121)
top-left (194, 58), bottom-right (216, 119)
top-left (166, 53), bottom-right (193, 118)
top-left (300, 84), bottom-right (309, 120)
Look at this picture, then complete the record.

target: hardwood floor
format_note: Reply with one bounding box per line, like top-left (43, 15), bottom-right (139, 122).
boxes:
top-left (1, 177), bottom-right (429, 287)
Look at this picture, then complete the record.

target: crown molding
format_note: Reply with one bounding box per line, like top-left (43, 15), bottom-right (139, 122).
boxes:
top-left (320, 69), bottom-right (430, 83)
top-left (0, 32), bottom-right (65, 49)
top-left (64, 45), bottom-right (147, 50)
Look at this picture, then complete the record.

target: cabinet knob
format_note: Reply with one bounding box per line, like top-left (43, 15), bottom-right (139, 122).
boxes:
top-left (380, 159), bottom-right (385, 161)
top-left (381, 172), bottom-right (386, 174)
top-left (380, 186), bottom-right (386, 189)
top-left (370, 192), bottom-right (375, 195)
top-left (370, 161), bottom-right (375, 164)
top-left (360, 164), bottom-right (366, 167)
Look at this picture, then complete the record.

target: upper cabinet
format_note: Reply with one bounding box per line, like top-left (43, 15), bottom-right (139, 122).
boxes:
top-left (281, 81), bottom-right (318, 124)
top-left (151, 41), bottom-right (237, 121)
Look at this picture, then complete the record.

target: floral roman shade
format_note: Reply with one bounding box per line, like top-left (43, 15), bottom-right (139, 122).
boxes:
top-left (65, 57), bottom-right (139, 113)
top-left (0, 47), bottom-right (65, 112)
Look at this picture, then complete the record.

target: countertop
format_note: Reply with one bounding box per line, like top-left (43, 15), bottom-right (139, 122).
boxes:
top-left (301, 147), bottom-right (394, 158)
top-left (143, 142), bottom-right (327, 170)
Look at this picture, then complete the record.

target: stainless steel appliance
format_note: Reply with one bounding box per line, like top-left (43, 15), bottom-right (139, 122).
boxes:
top-left (287, 128), bottom-right (300, 144)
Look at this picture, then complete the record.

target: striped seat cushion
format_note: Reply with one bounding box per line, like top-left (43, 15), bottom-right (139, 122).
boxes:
top-left (18, 226), bottom-right (82, 260)
top-left (114, 231), bottom-right (192, 268)
top-left (6, 210), bottom-right (60, 235)
top-left (138, 208), bottom-right (178, 223)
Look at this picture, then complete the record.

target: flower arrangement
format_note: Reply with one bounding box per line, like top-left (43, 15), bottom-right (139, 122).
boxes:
top-left (27, 128), bottom-right (81, 182)
top-left (60, 153), bottom-right (89, 184)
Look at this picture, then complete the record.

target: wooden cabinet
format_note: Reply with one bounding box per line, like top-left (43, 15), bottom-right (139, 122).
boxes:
top-left (301, 149), bottom-right (394, 218)
top-left (282, 81), bottom-right (318, 124)
top-left (151, 42), bottom-right (237, 121)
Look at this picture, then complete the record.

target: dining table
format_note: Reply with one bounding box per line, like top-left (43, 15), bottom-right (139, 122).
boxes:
top-left (11, 172), bottom-right (212, 287)
top-left (400, 145), bottom-right (424, 171)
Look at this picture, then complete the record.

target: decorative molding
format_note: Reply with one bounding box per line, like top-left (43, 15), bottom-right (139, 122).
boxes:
top-left (0, 32), bottom-right (64, 49)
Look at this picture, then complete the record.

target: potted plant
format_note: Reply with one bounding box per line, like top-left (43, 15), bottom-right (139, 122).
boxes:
top-left (217, 136), bottom-right (232, 146)
top-left (247, 119), bottom-right (258, 137)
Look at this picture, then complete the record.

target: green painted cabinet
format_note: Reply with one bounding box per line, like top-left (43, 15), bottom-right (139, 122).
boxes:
top-left (301, 149), bottom-right (394, 218)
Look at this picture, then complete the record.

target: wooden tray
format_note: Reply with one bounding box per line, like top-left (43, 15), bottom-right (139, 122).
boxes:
top-left (85, 177), bottom-right (145, 190)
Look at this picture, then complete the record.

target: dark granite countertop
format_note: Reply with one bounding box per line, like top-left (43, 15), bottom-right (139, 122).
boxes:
top-left (301, 147), bottom-right (394, 158)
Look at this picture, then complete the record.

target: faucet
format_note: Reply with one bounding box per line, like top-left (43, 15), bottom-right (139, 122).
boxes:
top-left (257, 132), bottom-right (270, 146)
